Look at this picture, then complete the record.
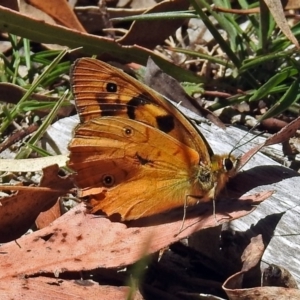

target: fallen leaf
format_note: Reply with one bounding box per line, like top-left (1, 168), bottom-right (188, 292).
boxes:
top-left (238, 116), bottom-right (300, 171)
top-left (35, 199), bottom-right (62, 229)
top-left (223, 231), bottom-right (300, 299)
top-left (0, 164), bottom-right (73, 242)
top-left (0, 123), bottom-right (39, 154)
top-left (0, 276), bottom-right (143, 300)
top-left (144, 57), bottom-right (225, 128)
top-left (262, 264), bottom-right (298, 288)
top-left (224, 285), bottom-right (300, 300)
top-left (0, 192), bottom-right (268, 278)
top-left (117, 0), bottom-right (190, 48)
top-left (0, 83), bottom-right (74, 117)
top-left (264, 0), bottom-right (299, 48)
top-left (0, 82), bottom-right (59, 104)
top-left (241, 235), bottom-right (265, 273)
top-left (26, 0), bottom-right (86, 32)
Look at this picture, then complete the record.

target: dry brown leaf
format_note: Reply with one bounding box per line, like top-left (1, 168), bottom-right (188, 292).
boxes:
top-left (225, 285), bottom-right (300, 300)
top-left (240, 235), bottom-right (265, 273)
top-left (238, 116), bottom-right (300, 171)
top-left (19, 0), bottom-right (57, 26)
top-left (223, 235), bottom-right (300, 299)
top-left (35, 199), bottom-right (62, 229)
top-left (284, 0), bottom-right (300, 9)
top-left (0, 123), bottom-right (39, 154)
top-left (223, 235), bottom-right (264, 291)
top-left (0, 4), bottom-right (188, 81)
top-left (117, 0), bottom-right (190, 48)
top-left (0, 164), bottom-right (73, 242)
top-left (0, 83), bottom-right (74, 115)
top-left (144, 57), bottom-right (225, 128)
top-left (0, 192), bottom-right (269, 279)
top-left (0, 276), bottom-right (143, 300)
top-left (262, 264), bottom-right (298, 288)
top-left (74, 6), bottom-right (147, 35)
top-left (264, 0), bottom-right (299, 48)
top-left (260, 118), bottom-right (288, 133)
top-left (26, 0), bottom-right (86, 32)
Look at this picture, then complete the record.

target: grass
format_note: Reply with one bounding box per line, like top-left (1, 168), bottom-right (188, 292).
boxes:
top-left (0, 2), bottom-right (299, 161)
top-left (0, 39), bottom-right (72, 158)
top-left (0, 1), bottom-right (299, 160)
top-left (121, 0), bottom-right (300, 119)
top-left (0, 2), bottom-right (299, 299)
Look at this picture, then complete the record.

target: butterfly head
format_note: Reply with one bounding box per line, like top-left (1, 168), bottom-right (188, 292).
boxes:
top-left (210, 154), bottom-right (240, 197)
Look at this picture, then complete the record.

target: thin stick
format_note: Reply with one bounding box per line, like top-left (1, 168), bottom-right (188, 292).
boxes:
top-left (0, 185), bottom-right (73, 193)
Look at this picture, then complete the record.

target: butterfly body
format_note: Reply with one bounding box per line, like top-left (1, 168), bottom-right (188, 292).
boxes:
top-left (68, 58), bottom-right (237, 220)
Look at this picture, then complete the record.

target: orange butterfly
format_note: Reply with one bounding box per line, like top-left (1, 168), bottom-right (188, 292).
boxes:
top-left (68, 58), bottom-right (238, 221)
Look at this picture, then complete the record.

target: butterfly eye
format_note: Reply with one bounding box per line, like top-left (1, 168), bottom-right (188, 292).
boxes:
top-left (123, 126), bottom-right (134, 137)
top-left (102, 174), bottom-right (115, 187)
top-left (106, 82), bottom-right (118, 93)
top-left (223, 158), bottom-right (234, 171)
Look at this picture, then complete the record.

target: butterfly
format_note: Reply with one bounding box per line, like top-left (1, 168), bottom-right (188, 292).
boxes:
top-left (67, 58), bottom-right (238, 221)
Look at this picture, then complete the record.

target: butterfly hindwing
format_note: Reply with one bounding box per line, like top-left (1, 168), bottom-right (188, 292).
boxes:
top-left (68, 117), bottom-right (215, 220)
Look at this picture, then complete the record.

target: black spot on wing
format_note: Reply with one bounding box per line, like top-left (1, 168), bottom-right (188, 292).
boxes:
top-left (93, 94), bottom-right (125, 116)
top-left (156, 115), bottom-right (175, 133)
top-left (126, 95), bottom-right (175, 134)
top-left (106, 82), bottom-right (118, 92)
top-left (136, 153), bottom-right (153, 165)
top-left (127, 95), bottom-right (151, 119)
top-left (100, 103), bottom-right (124, 116)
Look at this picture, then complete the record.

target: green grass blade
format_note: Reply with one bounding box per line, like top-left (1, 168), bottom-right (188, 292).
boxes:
top-left (258, 76), bottom-right (300, 121)
top-left (15, 90), bottom-right (69, 159)
top-left (249, 67), bottom-right (298, 101)
top-left (0, 49), bottom-right (68, 135)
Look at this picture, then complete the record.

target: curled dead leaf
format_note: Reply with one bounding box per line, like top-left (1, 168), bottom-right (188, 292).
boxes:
top-left (0, 164), bottom-right (73, 242)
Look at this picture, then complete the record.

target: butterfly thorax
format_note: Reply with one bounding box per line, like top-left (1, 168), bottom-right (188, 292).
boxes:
top-left (185, 164), bottom-right (214, 202)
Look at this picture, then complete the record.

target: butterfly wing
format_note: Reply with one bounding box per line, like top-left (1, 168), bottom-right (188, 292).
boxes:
top-left (68, 117), bottom-right (215, 220)
top-left (70, 58), bottom-right (213, 163)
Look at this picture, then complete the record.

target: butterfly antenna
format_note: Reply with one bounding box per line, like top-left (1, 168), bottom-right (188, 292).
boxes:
top-left (230, 117), bottom-right (266, 154)
top-left (228, 129), bottom-right (265, 157)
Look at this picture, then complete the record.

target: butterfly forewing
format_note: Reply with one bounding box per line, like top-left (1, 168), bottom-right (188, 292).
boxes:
top-left (70, 58), bottom-right (212, 162)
